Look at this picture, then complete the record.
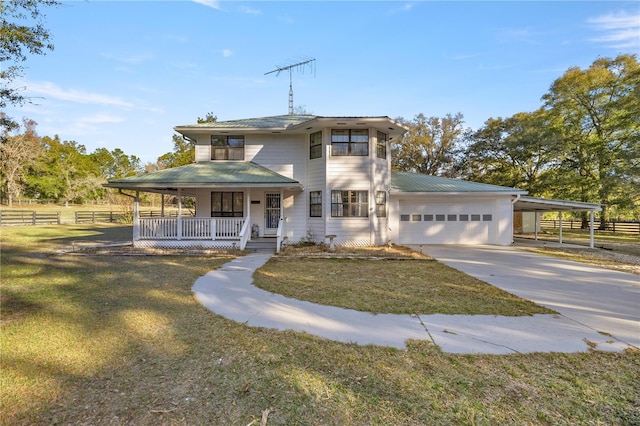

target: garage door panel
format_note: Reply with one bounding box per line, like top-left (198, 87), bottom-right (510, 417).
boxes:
top-left (398, 201), bottom-right (495, 244)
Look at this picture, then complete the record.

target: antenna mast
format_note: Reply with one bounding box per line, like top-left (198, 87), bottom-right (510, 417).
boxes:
top-left (265, 58), bottom-right (316, 114)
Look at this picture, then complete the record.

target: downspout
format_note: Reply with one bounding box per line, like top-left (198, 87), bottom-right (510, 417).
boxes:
top-left (511, 194), bottom-right (521, 244)
top-left (118, 189), bottom-right (139, 242)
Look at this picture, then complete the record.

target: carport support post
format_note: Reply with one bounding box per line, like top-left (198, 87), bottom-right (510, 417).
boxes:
top-left (589, 211), bottom-right (595, 249)
top-left (534, 211), bottom-right (539, 241)
top-left (558, 211), bottom-right (563, 244)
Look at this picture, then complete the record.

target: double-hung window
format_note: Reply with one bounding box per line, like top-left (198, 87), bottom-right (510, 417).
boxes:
top-left (309, 131), bottom-right (322, 159)
top-left (211, 135), bottom-right (244, 160)
top-left (211, 192), bottom-right (243, 217)
top-left (331, 130), bottom-right (369, 156)
top-left (376, 131), bottom-right (387, 159)
top-left (375, 191), bottom-right (386, 217)
top-left (309, 191), bottom-right (322, 217)
top-left (331, 190), bottom-right (368, 217)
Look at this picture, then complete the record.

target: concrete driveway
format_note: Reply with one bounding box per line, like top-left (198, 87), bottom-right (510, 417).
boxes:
top-left (193, 245), bottom-right (639, 354)
top-left (421, 244), bottom-right (640, 350)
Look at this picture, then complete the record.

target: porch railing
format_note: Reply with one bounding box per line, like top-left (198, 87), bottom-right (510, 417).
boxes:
top-left (238, 217), bottom-right (251, 250)
top-left (137, 217), bottom-right (244, 240)
top-left (276, 217), bottom-right (284, 253)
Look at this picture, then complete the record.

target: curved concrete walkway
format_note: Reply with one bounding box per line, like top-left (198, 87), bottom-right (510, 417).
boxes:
top-left (192, 248), bottom-right (639, 354)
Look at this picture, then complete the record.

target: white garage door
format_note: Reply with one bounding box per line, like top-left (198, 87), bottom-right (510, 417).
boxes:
top-left (398, 202), bottom-right (496, 244)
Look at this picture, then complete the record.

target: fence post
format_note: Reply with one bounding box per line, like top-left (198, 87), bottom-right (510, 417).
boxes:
top-left (31, 211), bottom-right (36, 225)
top-left (57, 211), bottom-right (61, 225)
top-left (92, 211), bottom-right (96, 223)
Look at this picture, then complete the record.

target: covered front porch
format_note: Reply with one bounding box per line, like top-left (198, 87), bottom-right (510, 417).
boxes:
top-left (104, 162), bottom-right (303, 252)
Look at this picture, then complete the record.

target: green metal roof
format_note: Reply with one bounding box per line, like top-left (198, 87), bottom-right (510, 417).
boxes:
top-left (105, 162), bottom-right (301, 189)
top-left (176, 114), bottom-right (318, 130)
top-left (391, 172), bottom-right (527, 194)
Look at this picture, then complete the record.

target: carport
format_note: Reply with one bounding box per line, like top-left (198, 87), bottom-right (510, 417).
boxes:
top-left (513, 196), bottom-right (602, 248)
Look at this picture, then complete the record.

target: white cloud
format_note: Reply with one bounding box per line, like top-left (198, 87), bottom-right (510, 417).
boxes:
top-left (588, 10), bottom-right (640, 49)
top-left (239, 5), bottom-right (261, 15)
top-left (193, 0), bottom-right (222, 10)
top-left (24, 81), bottom-right (135, 108)
top-left (222, 49), bottom-right (233, 57)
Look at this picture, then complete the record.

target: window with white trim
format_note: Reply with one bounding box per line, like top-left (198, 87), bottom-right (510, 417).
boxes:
top-left (309, 191), bottom-right (322, 217)
top-left (309, 131), bottom-right (322, 159)
top-left (376, 131), bottom-right (387, 159)
top-left (331, 129), bottom-right (369, 156)
top-left (211, 192), bottom-right (243, 217)
top-left (211, 135), bottom-right (244, 160)
top-left (331, 190), bottom-right (368, 217)
top-left (375, 191), bottom-right (386, 217)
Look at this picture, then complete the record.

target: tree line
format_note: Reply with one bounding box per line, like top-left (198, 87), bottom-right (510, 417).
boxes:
top-left (391, 54), bottom-right (640, 224)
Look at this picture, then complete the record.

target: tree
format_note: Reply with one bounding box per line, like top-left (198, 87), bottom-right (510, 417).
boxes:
top-left (0, 117), bottom-right (42, 206)
top-left (27, 136), bottom-right (103, 205)
top-left (461, 110), bottom-right (559, 195)
top-left (542, 54), bottom-right (640, 227)
top-left (90, 147), bottom-right (141, 180)
top-left (391, 113), bottom-right (467, 177)
top-left (157, 113), bottom-right (217, 168)
top-left (197, 112), bottom-right (217, 124)
top-left (1, 0), bottom-right (60, 134)
top-left (157, 134), bottom-right (195, 169)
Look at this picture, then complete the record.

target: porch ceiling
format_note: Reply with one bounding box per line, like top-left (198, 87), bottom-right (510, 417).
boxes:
top-left (104, 161), bottom-right (303, 192)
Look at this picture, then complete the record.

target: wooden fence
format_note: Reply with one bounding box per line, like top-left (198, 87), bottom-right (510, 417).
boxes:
top-left (0, 210), bottom-right (181, 226)
top-left (74, 211), bottom-right (128, 224)
top-left (0, 210), bottom-right (61, 226)
top-left (540, 219), bottom-right (640, 234)
top-left (75, 210), bottom-right (181, 224)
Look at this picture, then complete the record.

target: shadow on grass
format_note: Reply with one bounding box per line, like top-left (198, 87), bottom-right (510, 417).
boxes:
top-left (2, 230), bottom-right (639, 425)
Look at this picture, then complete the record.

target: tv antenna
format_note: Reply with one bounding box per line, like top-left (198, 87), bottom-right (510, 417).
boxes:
top-left (265, 58), bottom-right (316, 115)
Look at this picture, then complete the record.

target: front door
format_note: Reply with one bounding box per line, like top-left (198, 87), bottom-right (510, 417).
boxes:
top-left (264, 193), bottom-right (281, 236)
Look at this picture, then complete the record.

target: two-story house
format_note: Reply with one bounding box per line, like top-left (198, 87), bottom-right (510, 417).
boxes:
top-left (106, 114), bottom-right (600, 251)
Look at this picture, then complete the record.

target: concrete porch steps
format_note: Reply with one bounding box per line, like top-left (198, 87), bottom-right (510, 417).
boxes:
top-left (245, 238), bottom-right (277, 250)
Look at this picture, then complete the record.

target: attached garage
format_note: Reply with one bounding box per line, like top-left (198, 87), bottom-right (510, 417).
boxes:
top-left (390, 173), bottom-right (526, 246)
top-left (398, 200), bottom-right (497, 244)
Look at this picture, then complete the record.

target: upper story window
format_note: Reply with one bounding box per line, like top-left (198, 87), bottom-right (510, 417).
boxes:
top-left (310, 131), bottom-right (322, 159)
top-left (331, 129), bottom-right (369, 156)
top-left (211, 135), bottom-right (244, 160)
top-left (376, 131), bottom-right (387, 159)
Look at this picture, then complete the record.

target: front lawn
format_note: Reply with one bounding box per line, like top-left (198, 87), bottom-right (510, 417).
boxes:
top-left (253, 256), bottom-right (554, 316)
top-left (1, 225), bottom-right (638, 425)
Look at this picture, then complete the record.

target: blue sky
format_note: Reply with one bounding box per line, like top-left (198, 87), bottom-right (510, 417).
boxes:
top-left (7, 0), bottom-right (639, 164)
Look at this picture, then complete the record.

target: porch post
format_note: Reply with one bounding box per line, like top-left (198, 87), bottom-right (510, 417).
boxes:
top-left (246, 190), bottom-right (251, 240)
top-left (589, 210), bottom-right (595, 249)
top-left (558, 211), bottom-right (563, 245)
top-left (133, 191), bottom-right (140, 241)
top-left (534, 211), bottom-right (539, 241)
top-left (177, 188), bottom-right (182, 240)
top-left (161, 193), bottom-right (165, 217)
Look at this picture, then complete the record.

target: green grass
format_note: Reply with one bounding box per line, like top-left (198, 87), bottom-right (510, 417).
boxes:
top-left (2, 225), bottom-right (639, 425)
top-left (253, 257), bottom-right (554, 316)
